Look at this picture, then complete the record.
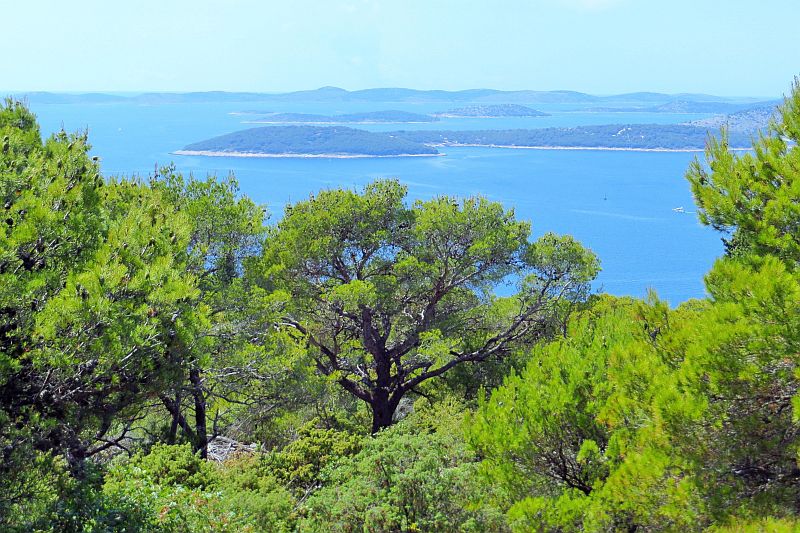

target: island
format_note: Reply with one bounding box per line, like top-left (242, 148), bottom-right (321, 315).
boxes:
top-left (238, 110), bottom-right (438, 124)
top-left (390, 124), bottom-right (754, 151)
top-left (179, 121), bottom-right (757, 158)
top-left (433, 104), bottom-right (549, 118)
top-left (174, 125), bottom-right (441, 158)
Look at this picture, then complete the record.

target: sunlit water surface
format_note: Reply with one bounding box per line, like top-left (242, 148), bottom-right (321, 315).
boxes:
top-left (28, 100), bottom-right (723, 304)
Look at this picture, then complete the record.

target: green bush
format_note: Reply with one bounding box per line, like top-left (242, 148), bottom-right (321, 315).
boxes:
top-left (115, 443), bottom-right (217, 490)
top-left (263, 423), bottom-right (361, 492)
top-left (216, 454), bottom-right (298, 532)
top-left (300, 401), bottom-right (508, 532)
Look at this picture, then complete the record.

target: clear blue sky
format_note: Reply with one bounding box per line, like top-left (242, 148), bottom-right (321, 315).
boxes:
top-left (3, 0), bottom-right (798, 96)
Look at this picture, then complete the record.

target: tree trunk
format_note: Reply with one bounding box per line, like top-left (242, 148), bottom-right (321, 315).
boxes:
top-left (167, 392), bottom-right (181, 444)
top-left (188, 366), bottom-right (208, 459)
top-left (65, 437), bottom-right (89, 480)
top-left (160, 393), bottom-right (195, 443)
top-left (370, 389), bottom-right (400, 434)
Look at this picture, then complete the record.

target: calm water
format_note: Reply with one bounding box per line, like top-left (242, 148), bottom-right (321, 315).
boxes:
top-left (27, 100), bottom-right (724, 304)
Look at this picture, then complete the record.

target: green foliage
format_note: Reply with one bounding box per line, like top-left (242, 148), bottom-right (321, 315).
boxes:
top-left (678, 255), bottom-right (800, 520)
top-left (0, 100), bottom-right (205, 518)
top-left (264, 423), bottom-right (362, 492)
top-left (301, 401), bottom-right (508, 532)
top-left (470, 295), bottom-right (703, 531)
top-left (688, 77), bottom-right (800, 261)
top-left (146, 167), bottom-right (273, 457)
top-left (707, 517), bottom-right (800, 532)
top-left (214, 454), bottom-right (297, 532)
top-left (111, 444), bottom-right (217, 489)
top-left (465, 78), bottom-right (800, 531)
top-left (101, 444), bottom-right (294, 532)
top-left (6, 77), bottom-right (800, 531)
top-left (255, 178), bottom-right (597, 432)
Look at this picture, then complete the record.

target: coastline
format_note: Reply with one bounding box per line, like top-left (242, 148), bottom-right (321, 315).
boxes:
top-left (425, 143), bottom-right (751, 153)
top-left (431, 115), bottom-right (547, 119)
top-left (172, 150), bottom-right (444, 159)
top-left (241, 120), bottom-right (435, 125)
top-left (174, 145), bottom-right (753, 159)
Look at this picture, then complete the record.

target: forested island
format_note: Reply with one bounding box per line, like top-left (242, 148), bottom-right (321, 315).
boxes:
top-left (242, 109), bottom-right (438, 124)
top-left (176, 125), bottom-right (440, 157)
top-left (182, 122), bottom-right (755, 156)
top-left (4, 81), bottom-right (800, 532)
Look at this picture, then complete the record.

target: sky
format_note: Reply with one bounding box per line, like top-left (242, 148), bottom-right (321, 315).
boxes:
top-left (2, 0), bottom-right (798, 97)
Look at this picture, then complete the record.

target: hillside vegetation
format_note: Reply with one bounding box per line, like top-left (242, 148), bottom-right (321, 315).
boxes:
top-left (2, 78), bottom-right (800, 532)
top-left (392, 123), bottom-right (754, 149)
top-left (180, 125), bottom-right (439, 156)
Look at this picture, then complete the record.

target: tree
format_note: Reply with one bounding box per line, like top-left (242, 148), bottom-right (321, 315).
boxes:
top-left (687, 78), bottom-right (800, 262)
top-left (148, 169), bottom-right (269, 458)
top-left (686, 78), bottom-right (800, 516)
top-left (254, 180), bottom-right (598, 432)
top-left (469, 78), bottom-right (800, 531)
top-left (0, 98), bottom-right (202, 509)
top-left (469, 295), bottom-right (706, 532)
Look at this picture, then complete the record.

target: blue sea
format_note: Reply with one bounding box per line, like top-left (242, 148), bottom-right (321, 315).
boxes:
top-left (27, 100), bottom-right (724, 304)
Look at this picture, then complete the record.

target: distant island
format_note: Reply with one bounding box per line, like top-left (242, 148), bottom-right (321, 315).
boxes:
top-left (433, 104), bottom-right (549, 118)
top-left (391, 124), bottom-right (754, 151)
top-left (175, 125), bottom-right (440, 158)
top-left (240, 110), bottom-right (438, 124)
top-left (15, 88), bottom-right (773, 106)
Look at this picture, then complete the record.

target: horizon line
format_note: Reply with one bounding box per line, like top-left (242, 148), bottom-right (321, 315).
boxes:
top-left (1, 87), bottom-right (780, 100)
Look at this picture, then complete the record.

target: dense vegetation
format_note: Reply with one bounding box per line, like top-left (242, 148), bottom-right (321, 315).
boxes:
top-left (180, 125), bottom-right (439, 156)
top-left (392, 123), bottom-right (755, 150)
top-left (2, 78), bottom-right (800, 532)
top-left (186, 123), bottom-right (755, 157)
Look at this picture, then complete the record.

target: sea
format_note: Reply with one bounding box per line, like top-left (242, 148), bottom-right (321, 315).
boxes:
top-left (26, 99), bottom-right (726, 304)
